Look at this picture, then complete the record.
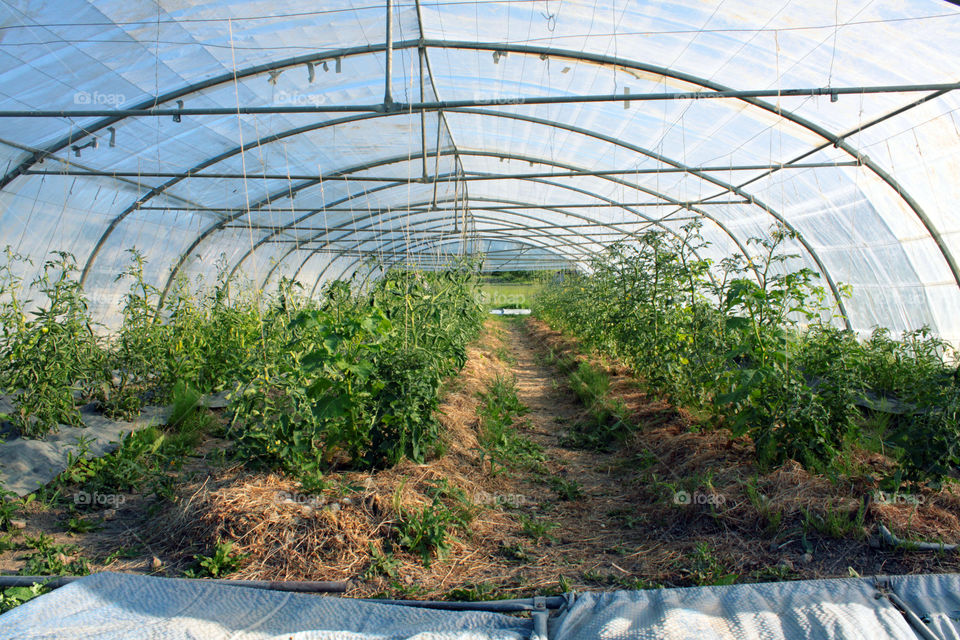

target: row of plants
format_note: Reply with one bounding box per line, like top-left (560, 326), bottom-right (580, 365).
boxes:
top-left (534, 222), bottom-right (960, 487)
top-left (231, 267), bottom-right (486, 486)
top-left (0, 248), bottom-right (486, 482)
top-left (0, 248), bottom-right (269, 435)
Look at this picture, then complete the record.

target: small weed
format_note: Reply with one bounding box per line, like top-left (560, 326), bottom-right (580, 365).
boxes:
top-left (494, 347), bottom-right (517, 366)
top-left (745, 478), bottom-right (783, 536)
top-left (21, 534), bottom-right (90, 576)
top-left (64, 515), bottom-right (102, 535)
top-left (0, 582), bottom-right (47, 613)
top-left (0, 489), bottom-right (29, 531)
top-left (446, 581), bottom-right (507, 602)
top-left (518, 514), bottom-right (559, 544)
top-left (687, 542), bottom-right (738, 586)
top-left (394, 497), bottom-right (461, 567)
top-left (102, 546), bottom-right (139, 566)
top-left (476, 376), bottom-right (544, 473)
top-left (363, 544), bottom-right (400, 579)
top-left (548, 476), bottom-right (584, 500)
top-left (498, 541), bottom-right (531, 562)
top-left (802, 502), bottom-right (867, 540)
top-left (184, 539), bottom-right (247, 578)
top-left (752, 563), bottom-right (798, 582)
top-left (0, 534), bottom-right (18, 552)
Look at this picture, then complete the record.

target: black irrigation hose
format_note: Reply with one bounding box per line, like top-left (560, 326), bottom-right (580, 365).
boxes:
top-left (876, 524), bottom-right (959, 553)
top-left (0, 575), bottom-right (348, 593)
top-left (363, 595), bottom-right (567, 613)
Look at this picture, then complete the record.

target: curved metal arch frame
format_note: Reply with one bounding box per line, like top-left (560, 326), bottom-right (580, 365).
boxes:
top-left (207, 148), bottom-right (850, 325)
top-left (81, 104), bottom-right (754, 289)
top-left (5, 37), bottom-right (951, 296)
top-left (82, 116), bottom-right (841, 329)
top-left (261, 213), bottom-right (592, 290)
top-left (259, 207), bottom-right (607, 290)
top-left (340, 226), bottom-right (585, 277)
top-left (156, 148), bottom-right (751, 307)
top-left (309, 211), bottom-right (606, 288)
top-left (322, 233), bottom-right (577, 298)
top-left (356, 239), bottom-right (572, 280)
top-left (285, 192), bottom-right (725, 294)
top-left (249, 181), bottom-right (727, 292)
top-left (220, 108), bottom-right (851, 322)
top-left (219, 106), bottom-right (762, 286)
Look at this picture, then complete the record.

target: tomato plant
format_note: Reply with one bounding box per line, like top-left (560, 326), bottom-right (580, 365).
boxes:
top-left (535, 224), bottom-right (960, 485)
top-left (0, 251), bottom-right (104, 436)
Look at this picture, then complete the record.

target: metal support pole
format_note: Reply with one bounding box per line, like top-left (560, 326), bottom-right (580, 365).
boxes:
top-left (419, 47), bottom-right (429, 181)
top-left (384, 0), bottom-right (394, 107)
top-left (2, 82), bottom-right (955, 117)
top-left (22, 161), bottom-right (861, 182)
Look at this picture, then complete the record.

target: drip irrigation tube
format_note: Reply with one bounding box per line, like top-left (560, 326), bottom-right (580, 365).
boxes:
top-left (0, 575), bottom-right (348, 593)
top-left (877, 524), bottom-right (959, 553)
top-left (363, 595), bottom-right (567, 613)
top-left (874, 578), bottom-right (943, 640)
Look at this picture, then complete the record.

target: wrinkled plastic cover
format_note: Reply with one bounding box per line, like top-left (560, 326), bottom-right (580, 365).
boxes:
top-left (0, 572), bottom-right (532, 640)
top-left (6, 572), bottom-right (960, 639)
top-left (0, 1), bottom-right (957, 338)
top-left (552, 578), bottom-right (921, 640)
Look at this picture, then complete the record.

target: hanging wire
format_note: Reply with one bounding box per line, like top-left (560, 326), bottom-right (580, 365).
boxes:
top-left (227, 18), bottom-right (268, 354)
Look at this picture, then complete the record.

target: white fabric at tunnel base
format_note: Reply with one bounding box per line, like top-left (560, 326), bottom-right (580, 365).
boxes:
top-left (3, 572), bottom-right (960, 639)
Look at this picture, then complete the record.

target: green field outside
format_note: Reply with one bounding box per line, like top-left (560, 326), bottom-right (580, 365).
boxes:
top-left (480, 283), bottom-right (542, 309)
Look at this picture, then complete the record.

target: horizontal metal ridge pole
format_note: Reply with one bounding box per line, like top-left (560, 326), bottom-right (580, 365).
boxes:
top-left (228, 221), bottom-right (696, 233)
top-left (24, 161), bottom-right (859, 181)
top-left (0, 575), bottom-right (348, 593)
top-left (368, 251), bottom-right (568, 264)
top-left (294, 245), bottom-right (566, 257)
top-left (2, 83), bottom-right (957, 117)
top-left (136, 203), bottom-right (732, 212)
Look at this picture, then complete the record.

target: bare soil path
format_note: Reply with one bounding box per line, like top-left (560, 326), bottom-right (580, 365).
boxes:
top-left (493, 317), bottom-right (658, 588)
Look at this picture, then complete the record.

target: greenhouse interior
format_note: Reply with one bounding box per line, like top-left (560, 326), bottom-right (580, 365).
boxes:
top-left (0, 0), bottom-right (959, 638)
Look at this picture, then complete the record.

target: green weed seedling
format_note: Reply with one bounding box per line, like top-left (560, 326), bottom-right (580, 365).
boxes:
top-left (446, 581), bottom-right (508, 602)
top-left (548, 476), bottom-right (584, 501)
top-left (801, 502), bottom-right (867, 541)
top-left (518, 514), bottom-right (559, 544)
top-left (363, 543), bottom-right (400, 579)
top-left (0, 582), bottom-right (47, 614)
top-left (687, 542), bottom-right (738, 586)
top-left (184, 539), bottom-right (247, 578)
top-left (64, 514), bottom-right (103, 535)
top-left (476, 376), bottom-right (544, 473)
top-left (21, 533), bottom-right (90, 576)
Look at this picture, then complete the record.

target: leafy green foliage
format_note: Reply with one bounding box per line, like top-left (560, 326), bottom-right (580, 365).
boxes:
top-left (0, 250), bottom-right (104, 436)
top-left (0, 582), bottom-right (47, 613)
top-left (184, 539), bottom-right (247, 578)
top-left (230, 264), bottom-right (484, 483)
top-left (0, 248), bottom-right (487, 495)
top-left (687, 542), bottom-right (738, 586)
top-left (475, 375), bottom-right (543, 473)
top-left (535, 223), bottom-right (960, 485)
top-left (21, 533), bottom-right (90, 576)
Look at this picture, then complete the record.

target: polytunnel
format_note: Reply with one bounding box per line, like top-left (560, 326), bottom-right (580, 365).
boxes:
top-left (0, 0), bottom-right (957, 338)
top-left (5, 3), bottom-right (960, 639)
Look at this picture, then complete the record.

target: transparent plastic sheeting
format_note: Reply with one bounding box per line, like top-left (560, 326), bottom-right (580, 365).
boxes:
top-left (0, 2), bottom-right (957, 339)
top-left (2, 572), bottom-right (959, 639)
